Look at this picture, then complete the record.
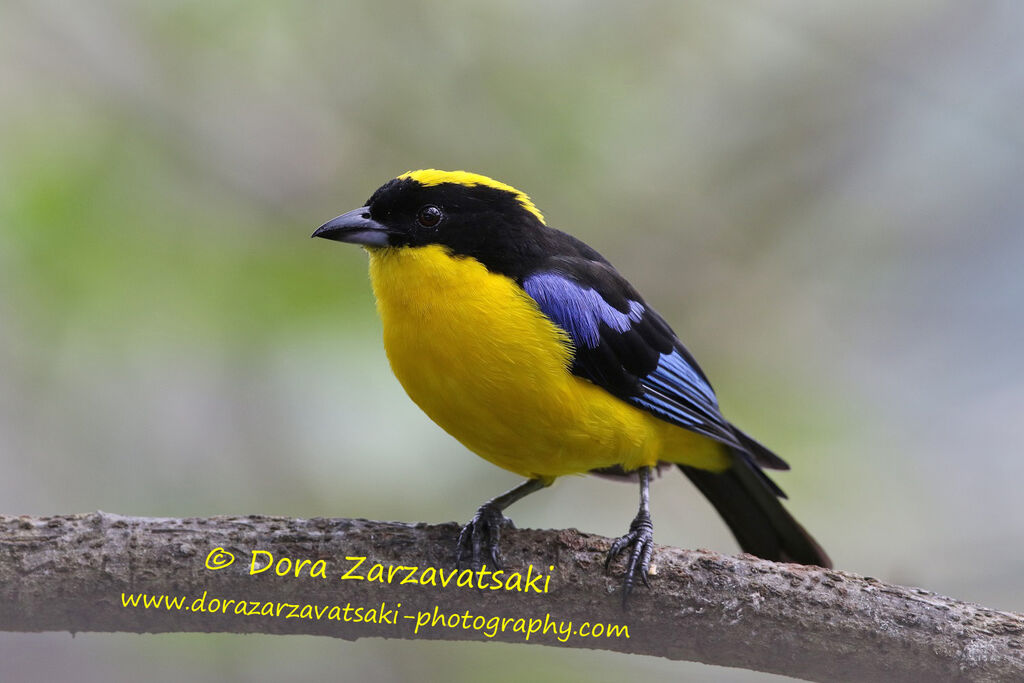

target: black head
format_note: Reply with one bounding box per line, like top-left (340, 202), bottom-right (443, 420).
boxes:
top-left (314, 170), bottom-right (558, 276)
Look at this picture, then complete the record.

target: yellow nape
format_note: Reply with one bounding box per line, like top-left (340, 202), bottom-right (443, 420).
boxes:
top-left (367, 244), bottom-right (730, 479)
top-left (398, 169), bottom-right (546, 225)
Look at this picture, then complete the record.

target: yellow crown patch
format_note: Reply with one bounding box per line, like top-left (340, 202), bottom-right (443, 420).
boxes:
top-left (399, 169), bottom-right (545, 224)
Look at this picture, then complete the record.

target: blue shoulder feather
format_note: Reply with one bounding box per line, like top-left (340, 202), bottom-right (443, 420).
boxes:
top-left (523, 267), bottom-right (743, 449)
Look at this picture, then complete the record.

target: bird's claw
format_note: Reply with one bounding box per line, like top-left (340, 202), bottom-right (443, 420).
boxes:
top-left (456, 503), bottom-right (514, 570)
top-left (605, 511), bottom-right (655, 605)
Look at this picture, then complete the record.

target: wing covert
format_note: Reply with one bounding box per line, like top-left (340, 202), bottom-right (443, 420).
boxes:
top-left (522, 263), bottom-right (744, 450)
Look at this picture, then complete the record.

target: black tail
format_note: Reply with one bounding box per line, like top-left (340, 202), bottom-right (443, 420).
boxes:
top-left (679, 454), bottom-right (831, 567)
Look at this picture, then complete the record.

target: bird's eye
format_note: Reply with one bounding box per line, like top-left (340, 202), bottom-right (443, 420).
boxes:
top-left (416, 205), bottom-right (443, 228)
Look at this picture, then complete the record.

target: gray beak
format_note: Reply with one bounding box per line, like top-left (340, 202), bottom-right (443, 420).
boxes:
top-left (312, 207), bottom-right (391, 247)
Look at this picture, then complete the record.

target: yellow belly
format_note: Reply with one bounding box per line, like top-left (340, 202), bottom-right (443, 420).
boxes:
top-left (367, 244), bottom-right (729, 479)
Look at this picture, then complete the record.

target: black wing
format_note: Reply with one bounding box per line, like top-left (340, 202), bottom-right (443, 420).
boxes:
top-left (522, 257), bottom-right (750, 451)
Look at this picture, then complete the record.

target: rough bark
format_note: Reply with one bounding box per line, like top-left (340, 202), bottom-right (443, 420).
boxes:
top-left (1, 513), bottom-right (1022, 681)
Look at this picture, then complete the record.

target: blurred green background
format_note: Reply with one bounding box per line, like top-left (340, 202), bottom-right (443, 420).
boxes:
top-left (2, 1), bottom-right (1023, 681)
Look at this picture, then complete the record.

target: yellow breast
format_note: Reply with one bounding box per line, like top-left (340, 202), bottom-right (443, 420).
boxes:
top-left (367, 244), bottom-right (728, 479)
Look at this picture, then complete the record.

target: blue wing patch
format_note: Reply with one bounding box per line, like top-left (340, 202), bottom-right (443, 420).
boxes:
top-left (523, 269), bottom-right (743, 448)
top-left (523, 271), bottom-right (645, 348)
top-left (638, 350), bottom-right (719, 410)
top-left (629, 350), bottom-right (738, 445)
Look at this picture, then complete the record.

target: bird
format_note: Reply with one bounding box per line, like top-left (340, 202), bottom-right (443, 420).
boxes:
top-left (313, 169), bottom-right (830, 602)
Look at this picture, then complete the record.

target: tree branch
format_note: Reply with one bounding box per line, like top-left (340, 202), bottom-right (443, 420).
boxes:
top-left (1, 513), bottom-right (1021, 681)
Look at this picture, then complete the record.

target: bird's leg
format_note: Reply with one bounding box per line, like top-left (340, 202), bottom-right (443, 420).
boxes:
top-left (605, 466), bottom-right (655, 605)
top-left (456, 478), bottom-right (549, 570)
